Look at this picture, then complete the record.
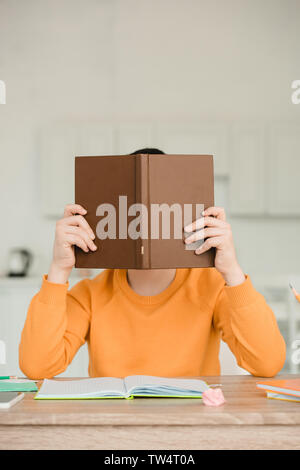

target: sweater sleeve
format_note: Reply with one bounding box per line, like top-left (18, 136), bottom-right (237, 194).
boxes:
top-left (19, 275), bottom-right (91, 379)
top-left (213, 275), bottom-right (286, 377)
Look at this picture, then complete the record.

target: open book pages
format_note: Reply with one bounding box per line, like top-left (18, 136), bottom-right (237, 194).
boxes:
top-left (35, 375), bottom-right (209, 399)
top-left (124, 375), bottom-right (209, 397)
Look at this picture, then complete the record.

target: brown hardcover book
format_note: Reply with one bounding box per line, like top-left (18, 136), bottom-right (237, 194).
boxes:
top-left (75, 154), bottom-right (215, 269)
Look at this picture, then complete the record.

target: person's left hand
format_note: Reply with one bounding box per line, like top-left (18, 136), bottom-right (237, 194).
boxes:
top-left (184, 206), bottom-right (245, 286)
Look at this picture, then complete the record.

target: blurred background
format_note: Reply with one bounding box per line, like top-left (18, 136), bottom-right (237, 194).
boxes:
top-left (0, 0), bottom-right (300, 376)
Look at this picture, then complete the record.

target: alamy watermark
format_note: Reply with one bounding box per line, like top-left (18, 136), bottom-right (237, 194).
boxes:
top-left (95, 196), bottom-right (204, 250)
top-left (291, 339), bottom-right (300, 365)
top-left (0, 340), bottom-right (6, 365)
top-left (291, 80), bottom-right (300, 104)
top-left (0, 80), bottom-right (6, 104)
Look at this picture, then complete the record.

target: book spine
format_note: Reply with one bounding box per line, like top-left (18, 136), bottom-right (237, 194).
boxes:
top-left (135, 154), bottom-right (150, 269)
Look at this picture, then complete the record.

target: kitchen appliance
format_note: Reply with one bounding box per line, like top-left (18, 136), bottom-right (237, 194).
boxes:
top-left (7, 249), bottom-right (32, 277)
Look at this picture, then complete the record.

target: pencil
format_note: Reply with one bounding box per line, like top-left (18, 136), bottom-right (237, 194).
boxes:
top-left (289, 283), bottom-right (300, 302)
top-left (0, 376), bottom-right (18, 380)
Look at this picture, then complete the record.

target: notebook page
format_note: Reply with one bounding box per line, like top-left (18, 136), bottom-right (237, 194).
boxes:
top-left (124, 375), bottom-right (209, 394)
top-left (37, 378), bottom-right (126, 398)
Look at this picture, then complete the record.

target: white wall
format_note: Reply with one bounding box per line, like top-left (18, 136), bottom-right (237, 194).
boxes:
top-left (0, 0), bottom-right (300, 279)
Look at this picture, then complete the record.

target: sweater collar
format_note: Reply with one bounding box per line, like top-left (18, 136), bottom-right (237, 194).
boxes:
top-left (116, 268), bottom-right (188, 305)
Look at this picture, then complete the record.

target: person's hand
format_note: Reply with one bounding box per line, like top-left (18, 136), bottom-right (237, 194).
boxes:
top-left (48, 204), bottom-right (97, 284)
top-left (184, 206), bottom-right (245, 286)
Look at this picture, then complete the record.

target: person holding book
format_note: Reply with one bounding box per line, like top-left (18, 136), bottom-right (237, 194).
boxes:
top-left (19, 149), bottom-right (286, 380)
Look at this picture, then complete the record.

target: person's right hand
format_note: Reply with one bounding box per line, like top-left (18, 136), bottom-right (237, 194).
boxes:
top-left (48, 204), bottom-right (97, 284)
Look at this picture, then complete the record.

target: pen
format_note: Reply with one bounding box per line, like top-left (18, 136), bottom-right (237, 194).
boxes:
top-left (0, 376), bottom-right (18, 380)
top-left (289, 283), bottom-right (300, 303)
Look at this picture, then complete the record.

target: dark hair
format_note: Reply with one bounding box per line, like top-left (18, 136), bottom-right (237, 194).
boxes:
top-left (130, 148), bottom-right (165, 155)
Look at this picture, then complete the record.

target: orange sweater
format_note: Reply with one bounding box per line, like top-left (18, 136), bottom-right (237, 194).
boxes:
top-left (19, 268), bottom-right (286, 379)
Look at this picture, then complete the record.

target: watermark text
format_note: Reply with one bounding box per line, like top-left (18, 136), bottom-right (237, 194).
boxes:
top-left (0, 80), bottom-right (6, 104)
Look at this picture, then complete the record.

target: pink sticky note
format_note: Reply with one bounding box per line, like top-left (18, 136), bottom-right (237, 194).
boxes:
top-left (202, 388), bottom-right (225, 407)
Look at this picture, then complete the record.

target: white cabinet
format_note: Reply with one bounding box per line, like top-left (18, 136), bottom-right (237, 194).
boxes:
top-left (229, 125), bottom-right (265, 215)
top-left (267, 124), bottom-right (300, 215)
top-left (156, 124), bottom-right (229, 176)
top-left (0, 281), bottom-right (41, 376)
top-left (40, 123), bottom-right (155, 217)
top-left (0, 278), bottom-right (89, 378)
top-left (229, 123), bottom-right (300, 216)
top-left (40, 124), bottom-right (114, 217)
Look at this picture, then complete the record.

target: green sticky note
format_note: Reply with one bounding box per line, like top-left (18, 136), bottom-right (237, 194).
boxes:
top-left (0, 382), bottom-right (38, 392)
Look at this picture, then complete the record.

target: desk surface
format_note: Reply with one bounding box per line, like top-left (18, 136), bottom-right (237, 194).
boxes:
top-left (1, 374), bottom-right (300, 426)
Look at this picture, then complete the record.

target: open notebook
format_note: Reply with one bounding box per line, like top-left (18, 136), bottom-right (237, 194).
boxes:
top-left (35, 375), bottom-right (209, 400)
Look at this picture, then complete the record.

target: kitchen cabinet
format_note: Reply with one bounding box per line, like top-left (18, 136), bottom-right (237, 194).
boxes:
top-left (0, 277), bottom-right (89, 378)
top-left (267, 124), bottom-right (300, 215)
top-left (229, 123), bottom-right (300, 216)
top-left (229, 125), bottom-right (265, 215)
top-left (156, 124), bottom-right (229, 176)
top-left (40, 124), bottom-right (114, 217)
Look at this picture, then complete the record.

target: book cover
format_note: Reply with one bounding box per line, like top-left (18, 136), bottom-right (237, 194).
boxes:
top-left (257, 379), bottom-right (300, 397)
top-left (75, 154), bottom-right (215, 269)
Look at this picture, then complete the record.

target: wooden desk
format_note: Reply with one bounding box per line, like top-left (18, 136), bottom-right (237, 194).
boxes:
top-left (0, 375), bottom-right (299, 450)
